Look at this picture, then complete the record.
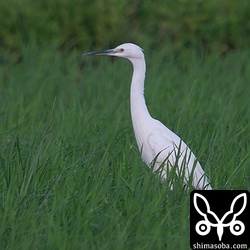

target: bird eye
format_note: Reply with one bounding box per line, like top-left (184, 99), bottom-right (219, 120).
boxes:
top-left (120, 48), bottom-right (124, 52)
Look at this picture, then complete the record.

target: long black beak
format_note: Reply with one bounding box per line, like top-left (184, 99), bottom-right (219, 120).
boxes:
top-left (83, 49), bottom-right (115, 56)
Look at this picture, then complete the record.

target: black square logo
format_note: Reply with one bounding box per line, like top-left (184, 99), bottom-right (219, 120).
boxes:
top-left (190, 190), bottom-right (249, 250)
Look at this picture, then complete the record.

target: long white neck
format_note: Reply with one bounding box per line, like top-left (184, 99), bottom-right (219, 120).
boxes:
top-left (130, 57), bottom-right (152, 137)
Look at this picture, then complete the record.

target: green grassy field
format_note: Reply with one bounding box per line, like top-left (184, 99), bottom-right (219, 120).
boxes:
top-left (0, 45), bottom-right (249, 249)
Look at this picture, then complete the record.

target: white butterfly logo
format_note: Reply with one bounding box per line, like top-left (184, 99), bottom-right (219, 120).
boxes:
top-left (193, 193), bottom-right (247, 241)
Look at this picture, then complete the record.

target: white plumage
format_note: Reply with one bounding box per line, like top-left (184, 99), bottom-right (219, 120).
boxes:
top-left (84, 43), bottom-right (212, 190)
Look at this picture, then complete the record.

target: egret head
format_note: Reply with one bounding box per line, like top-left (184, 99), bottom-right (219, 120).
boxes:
top-left (84, 43), bottom-right (144, 62)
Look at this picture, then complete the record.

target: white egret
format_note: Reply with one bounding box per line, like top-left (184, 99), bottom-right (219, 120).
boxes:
top-left (84, 43), bottom-right (212, 190)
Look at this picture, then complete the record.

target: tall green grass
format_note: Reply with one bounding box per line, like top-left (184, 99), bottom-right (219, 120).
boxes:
top-left (0, 45), bottom-right (249, 249)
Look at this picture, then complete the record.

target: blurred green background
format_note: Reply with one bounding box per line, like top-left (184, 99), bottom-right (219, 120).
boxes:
top-left (1, 0), bottom-right (249, 62)
top-left (1, 1), bottom-right (250, 249)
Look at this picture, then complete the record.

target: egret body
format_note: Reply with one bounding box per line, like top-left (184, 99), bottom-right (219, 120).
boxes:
top-left (84, 43), bottom-right (212, 190)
